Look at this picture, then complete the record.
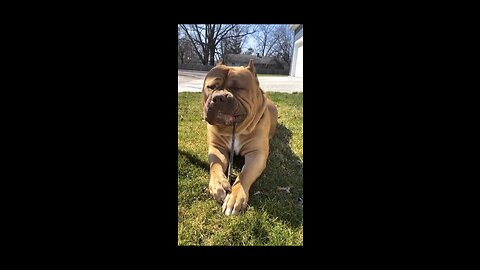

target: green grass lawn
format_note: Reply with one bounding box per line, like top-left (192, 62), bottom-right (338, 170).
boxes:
top-left (178, 91), bottom-right (303, 246)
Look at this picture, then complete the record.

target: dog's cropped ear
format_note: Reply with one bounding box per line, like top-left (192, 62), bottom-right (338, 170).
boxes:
top-left (216, 59), bottom-right (225, 66)
top-left (246, 59), bottom-right (256, 74)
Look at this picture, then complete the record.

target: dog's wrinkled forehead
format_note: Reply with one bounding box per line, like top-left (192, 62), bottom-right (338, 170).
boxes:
top-left (204, 65), bottom-right (254, 90)
top-left (203, 66), bottom-right (227, 89)
top-left (206, 65), bottom-right (229, 79)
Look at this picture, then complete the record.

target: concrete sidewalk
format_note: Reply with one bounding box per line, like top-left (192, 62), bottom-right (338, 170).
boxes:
top-left (178, 69), bottom-right (303, 93)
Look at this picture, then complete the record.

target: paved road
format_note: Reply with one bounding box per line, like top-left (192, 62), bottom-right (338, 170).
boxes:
top-left (178, 69), bottom-right (303, 93)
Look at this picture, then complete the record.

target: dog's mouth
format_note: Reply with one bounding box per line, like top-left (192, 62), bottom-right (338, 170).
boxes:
top-left (204, 103), bottom-right (246, 126)
top-left (205, 110), bottom-right (244, 126)
top-left (216, 112), bottom-right (236, 126)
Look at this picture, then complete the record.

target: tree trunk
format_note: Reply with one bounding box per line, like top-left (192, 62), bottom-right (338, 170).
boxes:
top-left (209, 46), bottom-right (215, 65)
top-left (203, 49), bottom-right (209, 65)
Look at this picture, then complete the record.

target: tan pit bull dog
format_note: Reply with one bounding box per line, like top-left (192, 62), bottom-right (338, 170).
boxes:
top-left (202, 59), bottom-right (278, 216)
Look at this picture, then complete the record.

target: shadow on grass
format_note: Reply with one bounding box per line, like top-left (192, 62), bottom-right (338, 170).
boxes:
top-left (247, 123), bottom-right (303, 228)
top-left (178, 149), bottom-right (209, 172)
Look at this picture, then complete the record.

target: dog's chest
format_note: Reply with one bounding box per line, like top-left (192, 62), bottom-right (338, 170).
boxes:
top-left (227, 135), bottom-right (242, 155)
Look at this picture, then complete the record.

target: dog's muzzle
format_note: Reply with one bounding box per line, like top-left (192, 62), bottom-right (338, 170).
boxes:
top-left (204, 91), bottom-right (242, 126)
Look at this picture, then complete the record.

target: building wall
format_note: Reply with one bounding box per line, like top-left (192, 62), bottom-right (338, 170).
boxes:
top-left (290, 25), bottom-right (303, 78)
top-left (294, 27), bottom-right (303, 42)
top-left (294, 40), bottom-right (303, 77)
top-left (290, 38), bottom-right (303, 78)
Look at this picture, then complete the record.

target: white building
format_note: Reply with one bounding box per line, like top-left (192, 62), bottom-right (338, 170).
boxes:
top-left (289, 24), bottom-right (303, 78)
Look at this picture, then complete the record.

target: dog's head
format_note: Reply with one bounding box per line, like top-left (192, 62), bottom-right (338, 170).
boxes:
top-left (202, 59), bottom-right (262, 127)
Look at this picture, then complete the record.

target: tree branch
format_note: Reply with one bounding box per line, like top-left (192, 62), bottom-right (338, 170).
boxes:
top-left (180, 24), bottom-right (207, 65)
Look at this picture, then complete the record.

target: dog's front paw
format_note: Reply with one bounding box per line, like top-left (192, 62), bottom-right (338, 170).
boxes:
top-left (209, 174), bottom-right (231, 203)
top-left (222, 181), bottom-right (249, 216)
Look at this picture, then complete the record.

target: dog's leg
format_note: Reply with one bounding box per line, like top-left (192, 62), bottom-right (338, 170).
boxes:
top-left (222, 150), bottom-right (267, 216)
top-left (208, 145), bottom-right (231, 203)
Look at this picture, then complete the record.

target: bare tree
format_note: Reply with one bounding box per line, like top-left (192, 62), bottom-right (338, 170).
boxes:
top-left (178, 36), bottom-right (187, 64)
top-left (217, 25), bottom-right (246, 61)
top-left (272, 25), bottom-right (294, 65)
top-left (251, 24), bottom-right (294, 66)
top-left (178, 37), bottom-right (197, 64)
top-left (253, 24), bottom-right (279, 57)
top-left (179, 24), bottom-right (255, 65)
top-left (178, 27), bottom-right (201, 64)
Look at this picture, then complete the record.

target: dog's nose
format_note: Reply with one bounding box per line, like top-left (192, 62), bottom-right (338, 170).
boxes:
top-left (212, 94), bottom-right (225, 103)
top-left (212, 93), bottom-right (231, 103)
